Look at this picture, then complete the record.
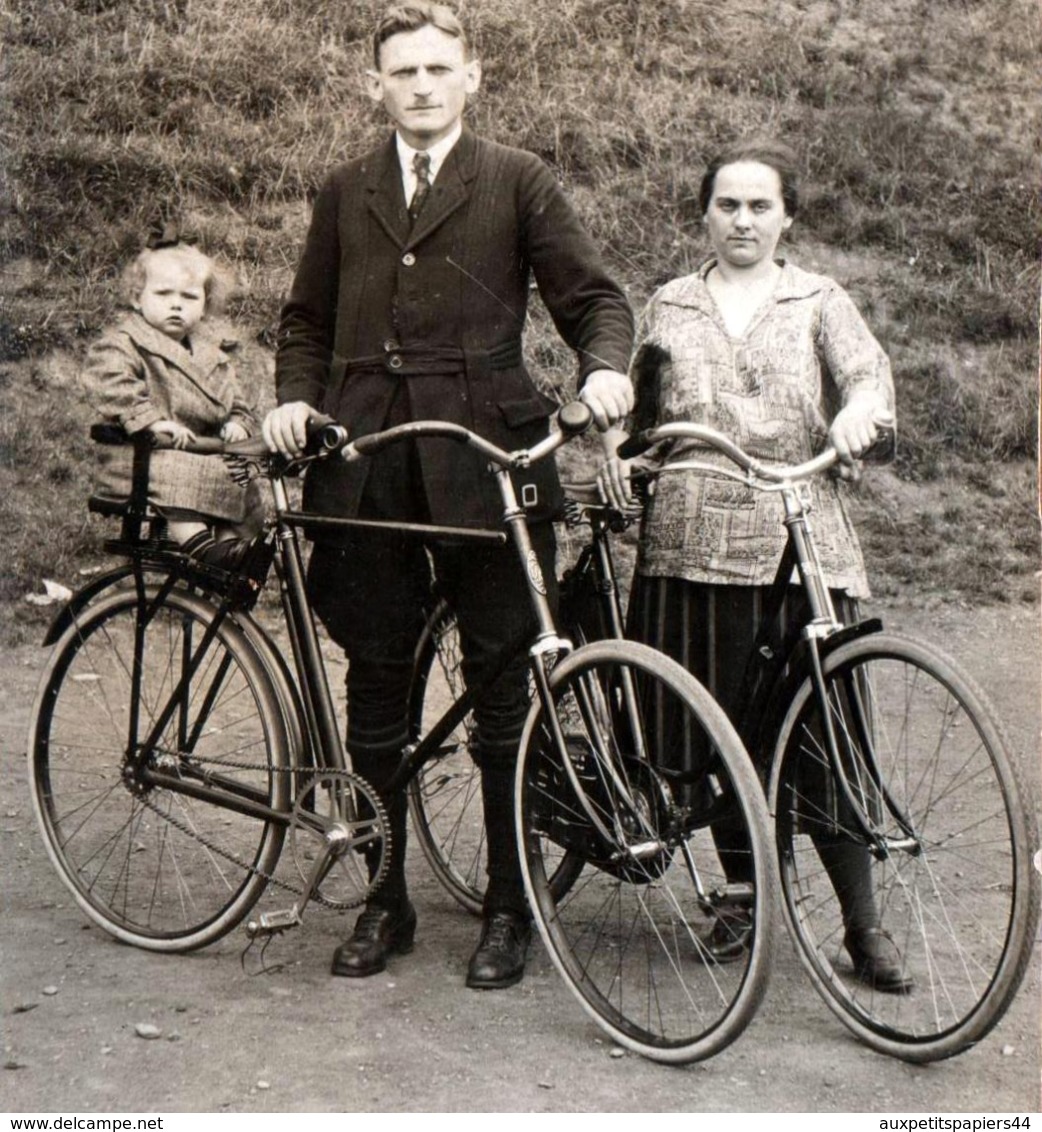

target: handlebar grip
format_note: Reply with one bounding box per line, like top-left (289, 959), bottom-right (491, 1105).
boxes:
top-left (558, 401), bottom-right (593, 437)
top-left (861, 423), bottom-right (896, 465)
top-left (311, 421), bottom-right (349, 454)
top-left (90, 422), bottom-right (133, 446)
top-left (616, 430), bottom-right (655, 459)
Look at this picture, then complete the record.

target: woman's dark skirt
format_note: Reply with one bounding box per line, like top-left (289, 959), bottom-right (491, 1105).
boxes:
top-left (626, 574), bottom-right (860, 820)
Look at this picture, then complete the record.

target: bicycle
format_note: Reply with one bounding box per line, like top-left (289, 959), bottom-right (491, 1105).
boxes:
top-left (27, 403), bottom-right (777, 1064)
top-left (407, 481), bottom-right (637, 915)
top-left (613, 419), bottom-right (1042, 1062)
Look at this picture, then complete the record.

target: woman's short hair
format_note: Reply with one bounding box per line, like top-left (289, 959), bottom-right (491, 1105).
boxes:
top-left (698, 140), bottom-right (801, 218)
top-left (120, 244), bottom-right (229, 315)
top-left (373, 3), bottom-right (469, 67)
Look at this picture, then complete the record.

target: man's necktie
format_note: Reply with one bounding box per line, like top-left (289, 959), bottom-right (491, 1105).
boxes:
top-left (409, 151), bottom-right (432, 224)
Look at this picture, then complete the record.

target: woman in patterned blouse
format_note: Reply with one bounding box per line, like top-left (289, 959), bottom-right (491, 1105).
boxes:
top-left (598, 139), bottom-right (910, 992)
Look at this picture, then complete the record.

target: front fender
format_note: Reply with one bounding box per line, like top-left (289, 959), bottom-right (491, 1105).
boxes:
top-left (747, 617), bottom-right (884, 783)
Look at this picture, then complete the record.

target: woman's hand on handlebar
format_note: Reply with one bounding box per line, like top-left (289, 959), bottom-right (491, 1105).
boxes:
top-left (579, 369), bottom-right (634, 432)
top-left (262, 401), bottom-right (317, 458)
top-left (829, 394), bottom-right (894, 466)
top-left (595, 426), bottom-right (638, 511)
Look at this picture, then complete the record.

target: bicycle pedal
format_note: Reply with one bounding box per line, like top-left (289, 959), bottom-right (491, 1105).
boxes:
top-left (708, 883), bottom-right (755, 907)
top-left (245, 907), bottom-right (302, 938)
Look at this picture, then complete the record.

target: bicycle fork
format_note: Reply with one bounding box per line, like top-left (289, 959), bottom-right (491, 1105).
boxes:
top-left (782, 485), bottom-right (920, 859)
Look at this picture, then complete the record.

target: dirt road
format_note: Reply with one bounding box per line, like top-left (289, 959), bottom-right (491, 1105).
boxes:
top-left (2, 598), bottom-right (1039, 1113)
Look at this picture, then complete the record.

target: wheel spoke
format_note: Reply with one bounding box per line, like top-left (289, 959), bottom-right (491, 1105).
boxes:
top-left (518, 640), bottom-right (775, 1064)
top-left (773, 633), bottom-right (1039, 1061)
top-left (29, 588), bottom-right (289, 950)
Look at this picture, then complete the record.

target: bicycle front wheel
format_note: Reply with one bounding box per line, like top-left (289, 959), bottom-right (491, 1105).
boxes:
top-left (28, 586), bottom-right (291, 951)
top-left (770, 632), bottom-right (1040, 1061)
top-left (517, 639), bottom-right (776, 1064)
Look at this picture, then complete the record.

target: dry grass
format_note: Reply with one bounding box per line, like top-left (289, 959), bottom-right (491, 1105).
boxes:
top-left (1, 0), bottom-right (1038, 642)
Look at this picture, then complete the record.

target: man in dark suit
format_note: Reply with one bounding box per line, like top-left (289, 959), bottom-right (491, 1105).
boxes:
top-left (264, 2), bottom-right (634, 989)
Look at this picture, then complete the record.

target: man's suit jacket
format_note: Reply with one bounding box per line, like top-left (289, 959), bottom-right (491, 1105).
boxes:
top-left (275, 127), bottom-right (634, 529)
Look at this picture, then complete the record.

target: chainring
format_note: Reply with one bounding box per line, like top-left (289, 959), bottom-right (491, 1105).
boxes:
top-left (289, 769), bottom-right (389, 911)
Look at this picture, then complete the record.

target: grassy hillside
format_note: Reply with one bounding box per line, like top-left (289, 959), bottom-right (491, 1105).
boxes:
top-left (1, 0), bottom-right (1038, 642)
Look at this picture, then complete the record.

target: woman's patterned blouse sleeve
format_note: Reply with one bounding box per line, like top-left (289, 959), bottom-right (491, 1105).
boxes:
top-left (817, 283), bottom-right (895, 413)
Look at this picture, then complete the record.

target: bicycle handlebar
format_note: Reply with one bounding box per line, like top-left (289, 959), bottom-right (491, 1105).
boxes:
top-left (617, 418), bottom-right (894, 485)
top-left (91, 401), bottom-right (594, 469)
top-left (336, 400), bottom-right (593, 469)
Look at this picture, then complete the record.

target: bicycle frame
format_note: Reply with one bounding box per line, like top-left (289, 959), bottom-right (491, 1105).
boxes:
top-left (67, 406), bottom-right (662, 931)
top-left (626, 419), bottom-right (917, 857)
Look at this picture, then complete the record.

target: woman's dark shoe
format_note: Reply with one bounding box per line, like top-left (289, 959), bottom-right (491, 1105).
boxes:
top-left (182, 530), bottom-right (252, 571)
top-left (691, 908), bottom-right (753, 964)
top-left (331, 900), bottom-right (417, 978)
top-left (844, 926), bottom-right (914, 994)
top-left (466, 910), bottom-right (531, 990)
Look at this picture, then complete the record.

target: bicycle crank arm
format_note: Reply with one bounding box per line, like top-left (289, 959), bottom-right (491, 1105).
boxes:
top-left (292, 825), bottom-right (355, 919)
top-left (680, 826), bottom-right (755, 908)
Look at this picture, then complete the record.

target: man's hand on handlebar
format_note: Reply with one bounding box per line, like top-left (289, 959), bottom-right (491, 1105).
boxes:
top-left (262, 402), bottom-right (318, 458)
top-left (579, 369), bottom-right (634, 432)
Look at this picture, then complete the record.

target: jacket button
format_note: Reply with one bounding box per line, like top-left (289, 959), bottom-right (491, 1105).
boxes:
top-left (383, 339), bottom-right (399, 352)
top-left (401, 252), bottom-right (416, 266)
top-left (388, 354), bottom-right (403, 370)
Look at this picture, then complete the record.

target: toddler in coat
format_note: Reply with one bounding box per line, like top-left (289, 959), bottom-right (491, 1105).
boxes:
top-left (86, 233), bottom-right (262, 569)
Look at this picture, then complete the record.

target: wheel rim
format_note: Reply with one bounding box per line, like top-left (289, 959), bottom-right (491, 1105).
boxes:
top-left (30, 592), bottom-right (287, 947)
top-left (774, 639), bottom-right (1036, 1054)
top-left (519, 643), bottom-right (773, 1062)
top-left (408, 606), bottom-right (584, 915)
top-left (407, 607), bottom-right (486, 913)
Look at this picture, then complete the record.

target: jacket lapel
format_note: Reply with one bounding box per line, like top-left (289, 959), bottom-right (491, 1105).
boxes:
top-left (125, 313), bottom-right (228, 405)
top-left (364, 135), bottom-right (410, 249)
top-left (406, 127), bottom-right (477, 247)
top-left (364, 128), bottom-right (478, 250)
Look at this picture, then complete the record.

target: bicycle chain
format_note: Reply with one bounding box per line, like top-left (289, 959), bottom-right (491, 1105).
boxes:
top-left (137, 760), bottom-right (389, 912)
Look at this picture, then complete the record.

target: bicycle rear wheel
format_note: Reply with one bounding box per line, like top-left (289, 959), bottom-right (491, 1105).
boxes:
top-left (407, 600), bottom-right (583, 914)
top-left (28, 586), bottom-right (291, 951)
top-left (770, 631), bottom-right (1040, 1061)
top-left (407, 600), bottom-right (485, 914)
top-left (517, 639), bottom-right (776, 1064)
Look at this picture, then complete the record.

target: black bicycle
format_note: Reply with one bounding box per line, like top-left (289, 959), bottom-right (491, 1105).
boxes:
top-left (27, 404), bottom-right (777, 1064)
top-left (406, 481), bottom-right (637, 914)
top-left (616, 419), bottom-right (1041, 1062)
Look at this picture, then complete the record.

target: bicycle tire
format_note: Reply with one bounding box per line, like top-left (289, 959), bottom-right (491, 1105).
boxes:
top-left (516, 639), bottom-right (777, 1063)
top-left (406, 600), bottom-right (584, 914)
top-left (769, 631), bottom-right (1041, 1061)
top-left (28, 586), bottom-right (292, 951)
top-left (406, 600), bottom-right (485, 914)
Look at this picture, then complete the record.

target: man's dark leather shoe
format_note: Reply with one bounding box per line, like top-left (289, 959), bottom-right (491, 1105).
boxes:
top-left (331, 901), bottom-right (416, 978)
top-left (466, 910), bottom-right (531, 990)
top-left (845, 925), bottom-right (914, 994)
